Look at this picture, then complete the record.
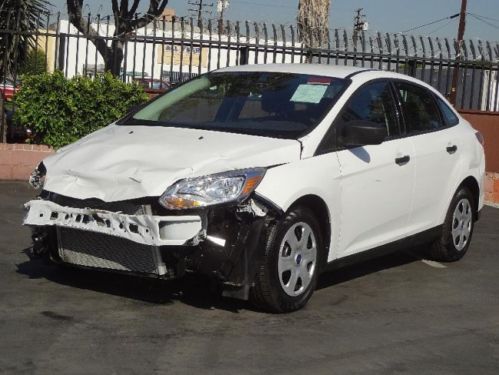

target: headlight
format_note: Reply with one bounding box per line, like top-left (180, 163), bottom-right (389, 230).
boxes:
top-left (29, 162), bottom-right (46, 190)
top-left (159, 168), bottom-right (266, 210)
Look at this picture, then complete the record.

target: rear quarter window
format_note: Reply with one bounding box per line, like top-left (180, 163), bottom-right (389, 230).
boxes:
top-left (395, 81), bottom-right (444, 134)
top-left (435, 96), bottom-right (459, 126)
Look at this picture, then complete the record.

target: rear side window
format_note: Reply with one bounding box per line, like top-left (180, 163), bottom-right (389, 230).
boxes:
top-left (395, 82), bottom-right (443, 133)
top-left (435, 97), bottom-right (459, 126)
top-left (339, 80), bottom-right (400, 137)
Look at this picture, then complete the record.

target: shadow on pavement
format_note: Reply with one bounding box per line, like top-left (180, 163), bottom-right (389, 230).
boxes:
top-left (317, 248), bottom-right (423, 290)
top-left (16, 247), bottom-right (247, 312)
top-left (16, 246), bottom-right (425, 313)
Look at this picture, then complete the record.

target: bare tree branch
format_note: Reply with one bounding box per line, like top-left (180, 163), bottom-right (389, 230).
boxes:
top-left (67, 0), bottom-right (169, 75)
top-left (67, 0), bottom-right (111, 58)
top-left (129, 0), bottom-right (168, 31)
top-left (128, 0), bottom-right (141, 19)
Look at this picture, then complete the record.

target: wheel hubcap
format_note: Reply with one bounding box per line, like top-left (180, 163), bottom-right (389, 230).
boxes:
top-left (451, 198), bottom-right (473, 251)
top-left (278, 222), bottom-right (317, 297)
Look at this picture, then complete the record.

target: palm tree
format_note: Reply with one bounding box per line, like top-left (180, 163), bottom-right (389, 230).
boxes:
top-left (0, 0), bottom-right (51, 79)
top-left (297, 0), bottom-right (331, 50)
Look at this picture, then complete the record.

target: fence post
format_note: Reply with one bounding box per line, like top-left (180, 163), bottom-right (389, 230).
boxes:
top-left (239, 47), bottom-right (249, 65)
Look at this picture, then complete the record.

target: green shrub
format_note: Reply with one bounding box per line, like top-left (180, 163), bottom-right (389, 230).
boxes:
top-left (14, 71), bottom-right (149, 148)
top-left (18, 49), bottom-right (47, 76)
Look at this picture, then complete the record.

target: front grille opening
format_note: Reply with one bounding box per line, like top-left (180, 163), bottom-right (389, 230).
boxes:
top-left (57, 228), bottom-right (159, 275)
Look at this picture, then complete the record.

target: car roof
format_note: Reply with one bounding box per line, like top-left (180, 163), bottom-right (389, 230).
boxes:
top-left (216, 63), bottom-right (446, 99)
top-left (217, 64), bottom-right (369, 79)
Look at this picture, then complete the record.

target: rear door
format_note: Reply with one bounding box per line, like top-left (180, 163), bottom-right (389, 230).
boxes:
top-left (335, 80), bottom-right (416, 257)
top-left (394, 81), bottom-right (460, 232)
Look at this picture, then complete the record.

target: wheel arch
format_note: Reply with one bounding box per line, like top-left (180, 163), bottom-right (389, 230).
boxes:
top-left (459, 176), bottom-right (480, 220)
top-left (287, 194), bottom-right (332, 258)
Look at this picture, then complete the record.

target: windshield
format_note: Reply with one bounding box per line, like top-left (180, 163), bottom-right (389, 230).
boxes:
top-left (123, 71), bottom-right (348, 139)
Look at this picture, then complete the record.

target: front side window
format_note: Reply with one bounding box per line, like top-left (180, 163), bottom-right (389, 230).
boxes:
top-left (125, 72), bottom-right (348, 139)
top-left (339, 80), bottom-right (399, 136)
top-left (395, 82), bottom-right (443, 133)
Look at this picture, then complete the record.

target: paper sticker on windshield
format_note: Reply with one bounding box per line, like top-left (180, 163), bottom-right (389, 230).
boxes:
top-left (290, 84), bottom-right (328, 104)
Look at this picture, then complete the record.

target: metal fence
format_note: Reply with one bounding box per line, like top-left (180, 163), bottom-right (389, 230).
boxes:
top-left (1, 12), bottom-right (499, 140)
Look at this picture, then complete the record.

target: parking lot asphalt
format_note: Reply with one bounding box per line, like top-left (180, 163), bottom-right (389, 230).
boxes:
top-left (1, 181), bottom-right (499, 374)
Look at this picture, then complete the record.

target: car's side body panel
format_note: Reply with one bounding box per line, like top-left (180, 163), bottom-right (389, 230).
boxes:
top-left (432, 120), bottom-right (485, 225)
top-left (409, 122), bottom-right (483, 231)
top-left (255, 153), bottom-right (342, 262)
top-left (335, 137), bottom-right (416, 257)
top-left (257, 68), bottom-right (485, 265)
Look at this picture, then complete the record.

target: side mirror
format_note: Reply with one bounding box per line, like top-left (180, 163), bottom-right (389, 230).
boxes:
top-left (339, 120), bottom-right (388, 147)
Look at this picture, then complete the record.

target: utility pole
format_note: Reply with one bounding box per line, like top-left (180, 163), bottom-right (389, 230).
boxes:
top-left (353, 8), bottom-right (367, 45)
top-left (449, 0), bottom-right (467, 105)
top-left (188, 0), bottom-right (213, 24)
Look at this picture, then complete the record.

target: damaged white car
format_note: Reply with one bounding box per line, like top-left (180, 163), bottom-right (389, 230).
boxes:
top-left (25, 64), bottom-right (485, 312)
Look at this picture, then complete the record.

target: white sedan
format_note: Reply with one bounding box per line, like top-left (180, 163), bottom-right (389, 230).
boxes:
top-left (25, 64), bottom-right (485, 312)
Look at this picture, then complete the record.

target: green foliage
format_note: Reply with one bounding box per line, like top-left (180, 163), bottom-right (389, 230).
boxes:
top-left (18, 49), bottom-right (47, 76)
top-left (14, 71), bottom-right (149, 148)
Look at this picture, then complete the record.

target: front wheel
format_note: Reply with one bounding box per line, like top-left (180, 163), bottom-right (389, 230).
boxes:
top-left (429, 187), bottom-right (475, 262)
top-left (250, 206), bottom-right (324, 313)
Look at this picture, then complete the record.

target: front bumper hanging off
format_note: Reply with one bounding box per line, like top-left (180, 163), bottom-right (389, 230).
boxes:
top-left (24, 199), bottom-right (205, 277)
top-left (24, 199), bottom-right (205, 247)
top-left (24, 197), bottom-right (280, 300)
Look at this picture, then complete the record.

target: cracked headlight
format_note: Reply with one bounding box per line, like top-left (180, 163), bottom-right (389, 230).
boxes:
top-left (29, 162), bottom-right (46, 190)
top-left (159, 168), bottom-right (266, 210)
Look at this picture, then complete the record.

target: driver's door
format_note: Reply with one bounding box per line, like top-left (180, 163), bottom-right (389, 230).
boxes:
top-left (335, 80), bottom-right (416, 258)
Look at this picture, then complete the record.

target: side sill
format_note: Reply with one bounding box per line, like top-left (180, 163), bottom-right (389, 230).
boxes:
top-left (324, 225), bottom-right (443, 272)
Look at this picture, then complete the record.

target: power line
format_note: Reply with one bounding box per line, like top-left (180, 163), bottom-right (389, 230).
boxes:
top-left (468, 12), bottom-right (499, 30)
top-left (467, 12), bottom-right (499, 23)
top-left (401, 13), bottom-right (459, 33)
top-left (427, 18), bottom-right (456, 36)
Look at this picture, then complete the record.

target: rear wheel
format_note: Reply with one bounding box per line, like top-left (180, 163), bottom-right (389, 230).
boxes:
top-left (250, 206), bottom-right (324, 313)
top-left (429, 187), bottom-right (475, 262)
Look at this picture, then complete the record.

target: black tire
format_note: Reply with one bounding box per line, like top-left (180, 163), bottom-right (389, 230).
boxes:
top-left (429, 186), bottom-right (475, 262)
top-left (250, 206), bottom-right (325, 313)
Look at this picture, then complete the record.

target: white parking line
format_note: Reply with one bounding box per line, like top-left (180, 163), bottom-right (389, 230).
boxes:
top-left (421, 259), bottom-right (447, 268)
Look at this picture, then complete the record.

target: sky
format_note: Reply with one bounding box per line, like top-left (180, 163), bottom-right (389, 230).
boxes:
top-left (47, 0), bottom-right (499, 42)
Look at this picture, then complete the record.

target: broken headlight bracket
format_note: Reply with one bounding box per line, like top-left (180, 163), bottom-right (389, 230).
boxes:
top-left (29, 162), bottom-right (46, 190)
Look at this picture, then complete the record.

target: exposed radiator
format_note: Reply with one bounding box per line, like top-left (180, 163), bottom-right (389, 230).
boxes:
top-left (57, 227), bottom-right (161, 275)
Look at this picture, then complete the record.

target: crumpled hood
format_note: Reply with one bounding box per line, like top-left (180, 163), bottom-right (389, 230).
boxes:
top-left (42, 124), bottom-right (302, 202)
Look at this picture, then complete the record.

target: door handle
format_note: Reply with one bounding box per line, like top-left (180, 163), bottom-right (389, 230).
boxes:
top-left (446, 145), bottom-right (458, 154)
top-left (395, 155), bottom-right (410, 165)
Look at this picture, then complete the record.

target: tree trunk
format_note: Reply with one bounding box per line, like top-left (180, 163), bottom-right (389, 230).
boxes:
top-left (297, 0), bottom-right (331, 54)
top-left (105, 40), bottom-right (124, 76)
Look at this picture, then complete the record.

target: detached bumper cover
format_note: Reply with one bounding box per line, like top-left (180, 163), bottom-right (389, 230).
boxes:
top-left (24, 199), bottom-right (204, 246)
